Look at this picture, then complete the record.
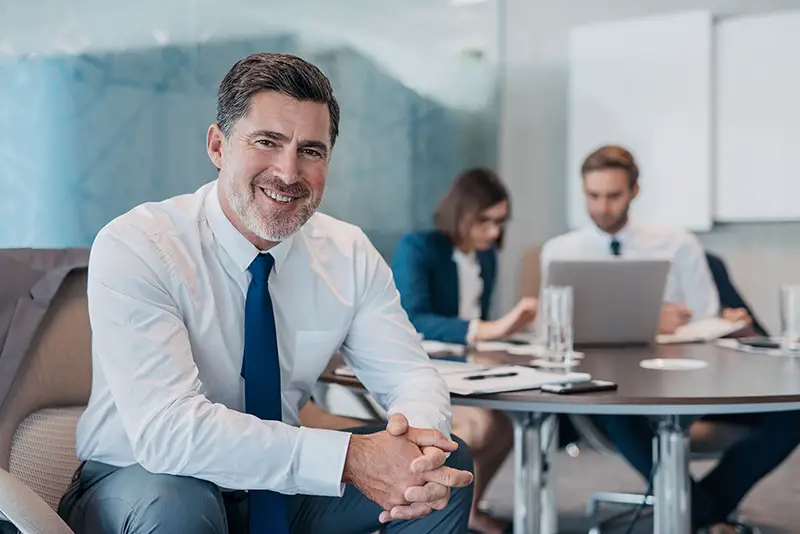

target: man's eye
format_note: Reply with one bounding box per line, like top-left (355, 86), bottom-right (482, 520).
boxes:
top-left (300, 149), bottom-right (322, 158)
top-left (256, 140), bottom-right (276, 147)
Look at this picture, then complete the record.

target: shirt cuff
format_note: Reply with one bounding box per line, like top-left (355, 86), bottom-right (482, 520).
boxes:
top-left (465, 319), bottom-right (479, 345)
top-left (295, 427), bottom-right (351, 496)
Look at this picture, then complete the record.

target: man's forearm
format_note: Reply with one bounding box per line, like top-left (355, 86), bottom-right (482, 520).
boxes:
top-left (300, 401), bottom-right (370, 431)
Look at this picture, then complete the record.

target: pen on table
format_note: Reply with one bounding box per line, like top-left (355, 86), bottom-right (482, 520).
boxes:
top-left (464, 372), bottom-right (518, 381)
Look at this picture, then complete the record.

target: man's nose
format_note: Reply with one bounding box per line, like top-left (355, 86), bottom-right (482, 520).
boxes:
top-left (272, 149), bottom-right (299, 183)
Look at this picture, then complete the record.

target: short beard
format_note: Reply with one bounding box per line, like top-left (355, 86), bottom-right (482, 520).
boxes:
top-left (224, 176), bottom-right (320, 242)
top-left (592, 214), bottom-right (628, 235)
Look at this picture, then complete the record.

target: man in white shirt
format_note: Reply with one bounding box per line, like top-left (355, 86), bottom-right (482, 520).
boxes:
top-left (57, 53), bottom-right (473, 534)
top-left (542, 145), bottom-right (800, 533)
top-left (540, 146), bottom-right (721, 334)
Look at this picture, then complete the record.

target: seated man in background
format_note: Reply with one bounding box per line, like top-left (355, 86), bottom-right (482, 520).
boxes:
top-left (58, 53), bottom-right (474, 534)
top-left (540, 145), bottom-right (722, 335)
top-left (541, 145), bottom-right (800, 533)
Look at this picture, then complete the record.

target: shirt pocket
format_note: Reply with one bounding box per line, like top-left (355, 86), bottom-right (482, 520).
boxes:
top-left (290, 330), bottom-right (344, 387)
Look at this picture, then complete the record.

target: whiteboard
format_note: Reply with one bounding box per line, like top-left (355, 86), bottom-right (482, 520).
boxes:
top-left (567, 11), bottom-right (714, 231)
top-left (715, 10), bottom-right (800, 221)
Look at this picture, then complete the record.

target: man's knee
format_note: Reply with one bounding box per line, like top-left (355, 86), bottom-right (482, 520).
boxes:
top-left (446, 435), bottom-right (475, 510)
top-left (447, 435), bottom-right (475, 475)
top-left (69, 464), bottom-right (227, 534)
top-left (135, 474), bottom-right (227, 533)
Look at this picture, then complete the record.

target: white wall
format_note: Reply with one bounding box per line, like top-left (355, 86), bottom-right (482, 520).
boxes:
top-left (499, 0), bottom-right (800, 334)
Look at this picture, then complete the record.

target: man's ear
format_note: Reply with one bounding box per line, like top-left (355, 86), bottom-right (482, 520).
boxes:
top-left (207, 124), bottom-right (225, 170)
top-left (631, 182), bottom-right (640, 200)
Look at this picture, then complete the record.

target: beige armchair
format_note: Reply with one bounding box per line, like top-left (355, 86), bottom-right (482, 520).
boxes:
top-left (0, 269), bottom-right (91, 534)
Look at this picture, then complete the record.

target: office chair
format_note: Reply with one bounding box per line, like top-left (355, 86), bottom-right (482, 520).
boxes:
top-left (570, 414), bottom-right (752, 533)
top-left (0, 268), bottom-right (90, 534)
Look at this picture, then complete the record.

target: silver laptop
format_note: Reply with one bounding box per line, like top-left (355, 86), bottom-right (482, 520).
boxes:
top-left (546, 259), bottom-right (670, 345)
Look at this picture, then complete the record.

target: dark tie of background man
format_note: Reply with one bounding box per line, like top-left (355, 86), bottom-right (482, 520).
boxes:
top-left (610, 238), bottom-right (622, 256)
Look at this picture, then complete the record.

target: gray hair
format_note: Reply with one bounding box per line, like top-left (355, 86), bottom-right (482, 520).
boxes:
top-left (216, 53), bottom-right (340, 147)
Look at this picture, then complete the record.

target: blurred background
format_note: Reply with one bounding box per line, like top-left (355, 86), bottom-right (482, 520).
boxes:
top-left (0, 0), bottom-right (499, 259)
top-left (6, 1), bottom-right (800, 532)
top-left (5, 1), bottom-right (800, 335)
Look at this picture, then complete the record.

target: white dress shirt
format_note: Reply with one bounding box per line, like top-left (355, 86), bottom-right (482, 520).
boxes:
top-left (540, 221), bottom-right (720, 322)
top-left (452, 249), bottom-right (483, 342)
top-left (452, 249), bottom-right (483, 323)
top-left (77, 180), bottom-right (451, 497)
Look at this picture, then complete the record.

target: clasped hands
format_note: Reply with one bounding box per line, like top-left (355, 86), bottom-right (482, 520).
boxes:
top-left (342, 413), bottom-right (474, 523)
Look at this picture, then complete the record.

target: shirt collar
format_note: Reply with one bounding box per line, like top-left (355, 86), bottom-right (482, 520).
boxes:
top-left (452, 248), bottom-right (477, 264)
top-left (205, 180), bottom-right (294, 275)
top-left (589, 218), bottom-right (635, 244)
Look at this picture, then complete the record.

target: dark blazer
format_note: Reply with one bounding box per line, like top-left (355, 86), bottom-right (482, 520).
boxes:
top-left (392, 231), bottom-right (497, 344)
top-left (705, 252), bottom-right (768, 337)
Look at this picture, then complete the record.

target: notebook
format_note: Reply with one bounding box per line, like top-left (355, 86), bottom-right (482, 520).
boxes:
top-left (443, 365), bottom-right (591, 396)
top-left (656, 317), bottom-right (746, 344)
top-left (334, 362), bottom-right (591, 395)
top-left (333, 360), bottom-right (489, 378)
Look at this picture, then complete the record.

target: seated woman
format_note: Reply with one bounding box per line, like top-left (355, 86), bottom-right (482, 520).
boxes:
top-left (392, 168), bottom-right (537, 534)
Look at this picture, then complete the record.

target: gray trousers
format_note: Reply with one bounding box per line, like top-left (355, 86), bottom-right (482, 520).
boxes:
top-left (57, 427), bottom-right (473, 534)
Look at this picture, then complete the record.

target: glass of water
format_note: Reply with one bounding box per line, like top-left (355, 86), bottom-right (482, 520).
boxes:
top-left (543, 285), bottom-right (574, 364)
top-left (780, 285), bottom-right (800, 352)
top-left (534, 288), bottom-right (550, 344)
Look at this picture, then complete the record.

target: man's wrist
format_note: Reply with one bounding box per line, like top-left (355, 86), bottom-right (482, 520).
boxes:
top-left (342, 434), bottom-right (363, 484)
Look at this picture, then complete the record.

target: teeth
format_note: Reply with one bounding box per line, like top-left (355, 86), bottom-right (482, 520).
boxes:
top-left (262, 188), bottom-right (293, 203)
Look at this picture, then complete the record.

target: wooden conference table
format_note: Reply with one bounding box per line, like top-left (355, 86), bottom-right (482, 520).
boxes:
top-left (320, 343), bottom-right (800, 534)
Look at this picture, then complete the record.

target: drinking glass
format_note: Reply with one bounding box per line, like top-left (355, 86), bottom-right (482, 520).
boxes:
top-left (780, 284), bottom-right (800, 353)
top-left (543, 285), bottom-right (574, 364)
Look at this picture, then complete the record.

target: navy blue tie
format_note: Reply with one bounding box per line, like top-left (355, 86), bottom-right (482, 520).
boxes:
top-left (242, 253), bottom-right (290, 534)
top-left (610, 238), bottom-right (622, 256)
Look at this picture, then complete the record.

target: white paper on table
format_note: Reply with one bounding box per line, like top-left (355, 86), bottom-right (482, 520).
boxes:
top-left (715, 338), bottom-right (786, 356)
top-left (444, 365), bottom-right (592, 395)
top-left (507, 332), bottom-right (538, 344)
top-left (474, 341), bottom-right (515, 352)
top-left (656, 317), bottom-right (746, 344)
top-left (530, 358), bottom-right (581, 369)
top-left (333, 360), bottom-right (488, 379)
top-left (506, 344), bottom-right (585, 359)
top-left (421, 340), bottom-right (465, 355)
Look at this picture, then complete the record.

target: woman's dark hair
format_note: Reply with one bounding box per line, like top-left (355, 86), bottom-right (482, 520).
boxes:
top-left (434, 168), bottom-right (510, 248)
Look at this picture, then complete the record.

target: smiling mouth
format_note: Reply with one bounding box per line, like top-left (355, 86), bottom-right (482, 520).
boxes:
top-left (259, 187), bottom-right (300, 204)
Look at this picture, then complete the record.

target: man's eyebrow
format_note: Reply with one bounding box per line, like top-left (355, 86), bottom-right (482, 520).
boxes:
top-left (247, 130), bottom-right (291, 142)
top-left (298, 139), bottom-right (330, 156)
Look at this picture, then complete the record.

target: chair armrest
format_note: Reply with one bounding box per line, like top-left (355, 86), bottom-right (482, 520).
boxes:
top-left (0, 468), bottom-right (74, 534)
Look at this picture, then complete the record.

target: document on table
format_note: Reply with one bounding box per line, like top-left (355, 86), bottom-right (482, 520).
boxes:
top-left (715, 338), bottom-right (785, 356)
top-left (444, 365), bottom-right (591, 396)
top-left (421, 340), bottom-right (466, 356)
top-left (334, 362), bottom-right (591, 395)
top-left (333, 359), bottom-right (489, 378)
top-left (656, 317), bottom-right (746, 344)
